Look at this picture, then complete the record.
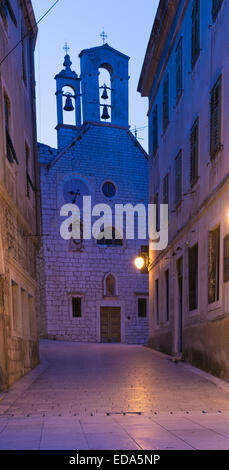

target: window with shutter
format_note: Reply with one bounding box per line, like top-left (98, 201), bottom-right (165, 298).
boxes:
top-left (165, 269), bottom-right (169, 321)
top-left (224, 235), bottom-right (229, 283)
top-left (72, 297), bottom-right (82, 318)
top-left (0, 1), bottom-right (17, 27)
top-left (210, 77), bottom-right (222, 159)
top-left (191, 0), bottom-right (200, 68)
top-left (190, 118), bottom-right (199, 186)
top-left (176, 38), bottom-right (183, 101)
top-left (212, 0), bottom-right (223, 22)
top-left (154, 192), bottom-right (160, 232)
top-left (163, 174), bottom-right (169, 205)
top-left (155, 279), bottom-right (159, 326)
top-left (208, 226), bottom-right (220, 304)
top-left (188, 244), bottom-right (198, 311)
top-left (138, 298), bottom-right (147, 318)
top-left (153, 105), bottom-right (158, 156)
top-left (175, 151), bottom-right (182, 206)
top-left (4, 92), bottom-right (18, 164)
top-left (163, 73), bottom-right (169, 131)
top-left (21, 22), bottom-right (27, 86)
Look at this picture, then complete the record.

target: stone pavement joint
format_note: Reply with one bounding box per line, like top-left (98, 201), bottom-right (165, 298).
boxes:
top-left (0, 340), bottom-right (229, 450)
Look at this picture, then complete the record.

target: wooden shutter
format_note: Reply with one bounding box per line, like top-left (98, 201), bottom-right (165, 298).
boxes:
top-left (212, 0), bottom-right (223, 22)
top-left (210, 77), bottom-right (222, 159)
top-left (165, 270), bottom-right (169, 321)
top-left (153, 105), bottom-right (158, 156)
top-left (175, 151), bottom-right (182, 205)
top-left (154, 192), bottom-right (160, 232)
top-left (189, 244), bottom-right (198, 311)
top-left (163, 174), bottom-right (169, 204)
top-left (224, 235), bottom-right (229, 283)
top-left (208, 227), bottom-right (220, 303)
top-left (176, 38), bottom-right (183, 100)
top-left (155, 279), bottom-right (159, 325)
top-left (163, 74), bottom-right (169, 131)
top-left (190, 118), bottom-right (199, 185)
top-left (191, 0), bottom-right (200, 67)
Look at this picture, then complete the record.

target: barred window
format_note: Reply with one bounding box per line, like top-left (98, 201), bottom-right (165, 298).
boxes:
top-left (210, 76), bottom-right (222, 159)
top-left (175, 151), bottom-right (182, 206)
top-left (176, 38), bottom-right (183, 101)
top-left (153, 105), bottom-right (158, 156)
top-left (212, 0), bottom-right (223, 22)
top-left (190, 118), bottom-right (199, 185)
top-left (191, 0), bottom-right (200, 68)
top-left (208, 227), bottom-right (220, 304)
top-left (163, 73), bottom-right (169, 131)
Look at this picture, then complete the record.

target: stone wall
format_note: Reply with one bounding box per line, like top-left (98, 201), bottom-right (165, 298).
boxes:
top-left (39, 123), bottom-right (149, 344)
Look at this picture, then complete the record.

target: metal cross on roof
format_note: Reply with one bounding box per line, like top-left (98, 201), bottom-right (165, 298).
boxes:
top-left (100, 29), bottom-right (108, 45)
top-left (63, 41), bottom-right (70, 55)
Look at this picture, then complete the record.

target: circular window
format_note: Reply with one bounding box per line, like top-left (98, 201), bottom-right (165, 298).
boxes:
top-left (102, 182), bottom-right (116, 198)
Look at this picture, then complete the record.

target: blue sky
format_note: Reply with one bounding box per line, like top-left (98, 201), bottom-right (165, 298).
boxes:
top-left (32, 0), bottom-right (159, 150)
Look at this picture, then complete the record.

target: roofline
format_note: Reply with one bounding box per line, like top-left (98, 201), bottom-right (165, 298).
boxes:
top-left (23, 0), bottom-right (38, 42)
top-left (79, 43), bottom-right (130, 60)
top-left (138, 0), bottom-right (181, 97)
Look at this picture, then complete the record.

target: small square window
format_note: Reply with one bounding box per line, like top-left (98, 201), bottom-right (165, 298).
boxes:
top-left (138, 298), bottom-right (147, 318)
top-left (72, 297), bottom-right (82, 318)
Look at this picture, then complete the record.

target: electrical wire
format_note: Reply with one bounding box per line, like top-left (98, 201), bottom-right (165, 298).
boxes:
top-left (0, 0), bottom-right (61, 67)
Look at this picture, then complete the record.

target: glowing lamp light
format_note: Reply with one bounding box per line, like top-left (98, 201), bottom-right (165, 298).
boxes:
top-left (135, 256), bottom-right (145, 270)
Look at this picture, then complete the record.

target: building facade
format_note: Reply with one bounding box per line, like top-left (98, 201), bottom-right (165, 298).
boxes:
top-left (39, 43), bottom-right (149, 344)
top-left (0, 0), bottom-right (40, 390)
top-left (138, 0), bottom-right (229, 380)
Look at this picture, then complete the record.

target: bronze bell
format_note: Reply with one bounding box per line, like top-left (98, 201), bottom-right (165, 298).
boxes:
top-left (101, 104), bottom-right (110, 120)
top-left (101, 84), bottom-right (109, 100)
top-left (64, 94), bottom-right (74, 112)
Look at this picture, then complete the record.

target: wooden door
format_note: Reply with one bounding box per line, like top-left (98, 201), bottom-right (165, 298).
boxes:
top-left (100, 307), bottom-right (121, 343)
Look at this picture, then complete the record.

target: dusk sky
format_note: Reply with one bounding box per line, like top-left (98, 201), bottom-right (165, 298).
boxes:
top-left (32, 0), bottom-right (160, 150)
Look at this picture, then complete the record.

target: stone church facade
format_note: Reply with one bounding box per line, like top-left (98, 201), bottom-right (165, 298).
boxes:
top-left (39, 43), bottom-right (149, 344)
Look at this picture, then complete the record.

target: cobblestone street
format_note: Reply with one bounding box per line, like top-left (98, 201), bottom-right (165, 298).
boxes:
top-left (0, 340), bottom-right (229, 450)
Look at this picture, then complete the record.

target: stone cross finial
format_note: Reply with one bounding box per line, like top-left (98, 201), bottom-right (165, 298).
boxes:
top-left (63, 41), bottom-right (70, 55)
top-left (100, 29), bottom-right (108, 45)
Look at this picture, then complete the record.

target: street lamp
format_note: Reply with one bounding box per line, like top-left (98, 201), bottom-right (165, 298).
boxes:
top-left (134, 252), bottom-right (150, 271)
top-left (135, 256), bottom-right (145, 270)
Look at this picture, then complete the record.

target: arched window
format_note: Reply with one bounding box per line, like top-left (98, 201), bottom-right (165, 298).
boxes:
top-left (62, 85), bottom-right (75, 126)
top-left (104, 273), bottom-right (117, 297)
top-left (99, 66), bottom-right (111, 122)
top-left (97, 227), bottom-right (123, 246)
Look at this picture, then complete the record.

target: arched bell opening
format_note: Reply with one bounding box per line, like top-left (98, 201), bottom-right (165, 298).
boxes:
top-left (62, 85), bottom-right (76, 126)
top-left (99, 66), bottom-right (112, 123)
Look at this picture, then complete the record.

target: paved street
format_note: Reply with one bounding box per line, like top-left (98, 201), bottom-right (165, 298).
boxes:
top-left (0, 340), bottom-right (229, 449)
